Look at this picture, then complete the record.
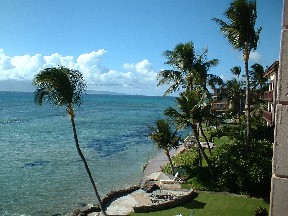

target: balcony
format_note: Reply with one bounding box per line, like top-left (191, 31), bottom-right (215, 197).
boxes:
top-left (264, 91), bottom-right (273, 102)
top-left (263, 110), bottom-right (273, 125)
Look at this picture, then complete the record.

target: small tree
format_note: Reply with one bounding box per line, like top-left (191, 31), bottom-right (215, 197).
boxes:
top-left (148, 119), bottom-right (181, 176)
top-left (33, 66), bottom-right (107, 215)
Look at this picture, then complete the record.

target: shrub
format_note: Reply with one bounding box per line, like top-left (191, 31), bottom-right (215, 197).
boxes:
top-left (212, 139), bottom-right (272, 198)
top-left (163, 149), bottom-right (199, 176)
top-left (173, 149), bottom-right (199, 168)
top-left (254, 206), bottom-right (268, 216)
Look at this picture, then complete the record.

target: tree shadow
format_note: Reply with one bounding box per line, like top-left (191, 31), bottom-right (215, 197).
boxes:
top-left (183, 193), bottom-right (206, 210)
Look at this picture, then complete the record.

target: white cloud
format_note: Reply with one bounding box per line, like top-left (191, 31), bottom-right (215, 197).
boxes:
top-left (0, 48), bottom-right (163, 95)
top-left (237, 50), bottom-right (261, 64)
top-left (0, 49), bottom-right (14, 71)
top-left (122, 59), bottom-right (157, 81)
top-left (249, 51), bottom-right (261, 63)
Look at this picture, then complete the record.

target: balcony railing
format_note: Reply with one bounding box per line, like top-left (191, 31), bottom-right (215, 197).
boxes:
top-left (264, 91), bottom-right (273, 102)
top-left (263, 110), bottom-right (273, 125)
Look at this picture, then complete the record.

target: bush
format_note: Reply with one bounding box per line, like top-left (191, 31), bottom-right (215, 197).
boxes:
top-left (163, 149), bottom-right (199, 177)
top-left (223, 111), bottom-right (274, 143)
top-left (254, 206), bottom-right (268, 216)
top-left (173, 149), bottom-right (199, 168)
top-left (212, 139), bottom-right (273, 199)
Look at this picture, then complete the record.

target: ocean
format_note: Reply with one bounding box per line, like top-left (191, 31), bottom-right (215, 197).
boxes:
top-left (0, 91), bottom-right (175, 216)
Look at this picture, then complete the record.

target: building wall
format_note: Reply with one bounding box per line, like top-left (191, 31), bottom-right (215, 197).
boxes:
top-left (270, 0), bottom-right (288, 215)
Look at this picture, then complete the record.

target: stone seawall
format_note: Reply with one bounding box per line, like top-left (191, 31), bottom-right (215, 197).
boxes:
top-left (102, 185), bottom-right (140, 207)
top-left (133, 189), bottom-right (194, 213)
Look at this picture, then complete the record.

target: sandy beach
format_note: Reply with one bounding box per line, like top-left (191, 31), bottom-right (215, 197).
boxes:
top-left (142, 145), bottom-right (186, 181)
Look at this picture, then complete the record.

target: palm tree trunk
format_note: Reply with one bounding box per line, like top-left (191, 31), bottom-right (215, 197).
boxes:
top-left (193, 124), bottom-right (214, 181)
top-left (238, 98), bottom-right (241, 124)
top-left (193, 126), bottom-right (202, 167)
top-left (199, 123), bottom-right (212, 156)
top-left (165, 149), bottom-right (175, 176)
top-left (70, 117), bottom-right (107, 216)
top-left (244, 42), bottom-right (251, 150)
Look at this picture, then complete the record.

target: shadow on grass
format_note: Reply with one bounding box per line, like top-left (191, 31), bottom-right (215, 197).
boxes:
top-left (183, 193), bottom-right (206, 210)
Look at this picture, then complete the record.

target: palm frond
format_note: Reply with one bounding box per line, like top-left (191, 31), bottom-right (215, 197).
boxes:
top-left (33, 66), bottom-right (86, 108)
top-left (213, 0), bottom-right (261, 53)
top-left (148, 119), bottom-right (180, 150)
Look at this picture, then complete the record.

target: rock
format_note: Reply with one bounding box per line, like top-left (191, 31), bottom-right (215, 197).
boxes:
top-left (141, 180), bottom-right (160, 193)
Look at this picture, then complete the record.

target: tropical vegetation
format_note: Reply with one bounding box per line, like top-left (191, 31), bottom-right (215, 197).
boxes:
top-left (148, 119), bottom-right (181, 176)
top-left (147, 1), bottom-right (272, 213)
top-left (213, 0), bottom-right (262, 148)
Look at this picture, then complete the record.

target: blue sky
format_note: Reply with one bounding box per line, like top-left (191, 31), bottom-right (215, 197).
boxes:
top-left (0, 0), bottom-right (283, 95)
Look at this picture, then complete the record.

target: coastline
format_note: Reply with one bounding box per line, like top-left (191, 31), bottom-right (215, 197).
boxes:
top-left (77, 145), bottom-right (186, 215)
top-left (142, 144), bottom-right (186, 178)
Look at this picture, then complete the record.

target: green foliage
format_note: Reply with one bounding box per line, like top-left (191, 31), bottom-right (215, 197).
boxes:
top-left (162, 149), bottom-right (199, 176)
top-left (173, 149), bottom-right (199, 168)
top-left (212, 0), bottom-right (262, 53)
top-left (254, 206), bottom-right (268, 216)
top-left (157, 41), bottom-right (220, 96)
top-left (185, 166), bottom-right (217, 191)
top-left (148, 119), bottom-right (181, 151)
top-left (212, 139), bottom-right (272, 198)
top-left (223, 112), bottom-right (274, 143)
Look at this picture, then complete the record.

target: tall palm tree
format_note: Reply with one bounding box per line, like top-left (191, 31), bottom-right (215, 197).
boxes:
top-left (33, 66), bottom-right (107, 216)
top-left (157, 41), bottom-right (221, 95)
top-left (148, 119), bottom-right (181, 176)
top-left (213, 0), bottom-right (262, 148)
top-left (165, 90), bottom-right (214, 180)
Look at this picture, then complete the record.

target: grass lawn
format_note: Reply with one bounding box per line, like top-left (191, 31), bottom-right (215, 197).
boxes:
top-left (213, 136), bottom-right (231, 146)
top-left (130, 191), bottom-right (269, 216)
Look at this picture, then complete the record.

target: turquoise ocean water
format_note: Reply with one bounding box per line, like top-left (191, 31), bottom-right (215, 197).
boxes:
top-left (0, 91), bottom-right (174, 216)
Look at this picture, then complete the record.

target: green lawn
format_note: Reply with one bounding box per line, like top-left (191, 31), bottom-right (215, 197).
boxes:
top-left (130, 191), bottom-right (269, 216)
top-left (213, 136), bottom-right (231, 146)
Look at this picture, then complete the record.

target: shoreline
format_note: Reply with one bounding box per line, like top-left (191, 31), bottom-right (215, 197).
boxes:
top-left (142, 144), bottom-right (186, 178)
top-left (76, 145), bottom-right (186, 215)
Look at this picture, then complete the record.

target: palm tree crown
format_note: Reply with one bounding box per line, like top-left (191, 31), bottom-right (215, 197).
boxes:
top-left (148, 119), bottom-right (181, 175)
top-left (148, 119), bottom-right (181, 151)
top-left (157, 42), bottom-right (220, 95)
top-left (33, 66), bottom-right (86, 116)
top-left (212, 0), bottom-right (262, 56)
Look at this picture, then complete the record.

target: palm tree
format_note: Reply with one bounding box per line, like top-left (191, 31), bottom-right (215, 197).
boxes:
top-left (165, 90), bottom-right (214, 180)
top-left (249, 63), bottom-right (267, 93)
top-left (148, 119), bottom-right (181, 176)
top-left (33, 66), bottom-right (107, 216)
top-left (213, 0), bottom-right (262, 148)
top-left (231, 66), bottom-right (242, 78)
top-left (224, 78), bottom-right (244, 121)
top-left (157, 41), bottom-right (221, 95)
top-left (198, 104), bottom-right (213, 156)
